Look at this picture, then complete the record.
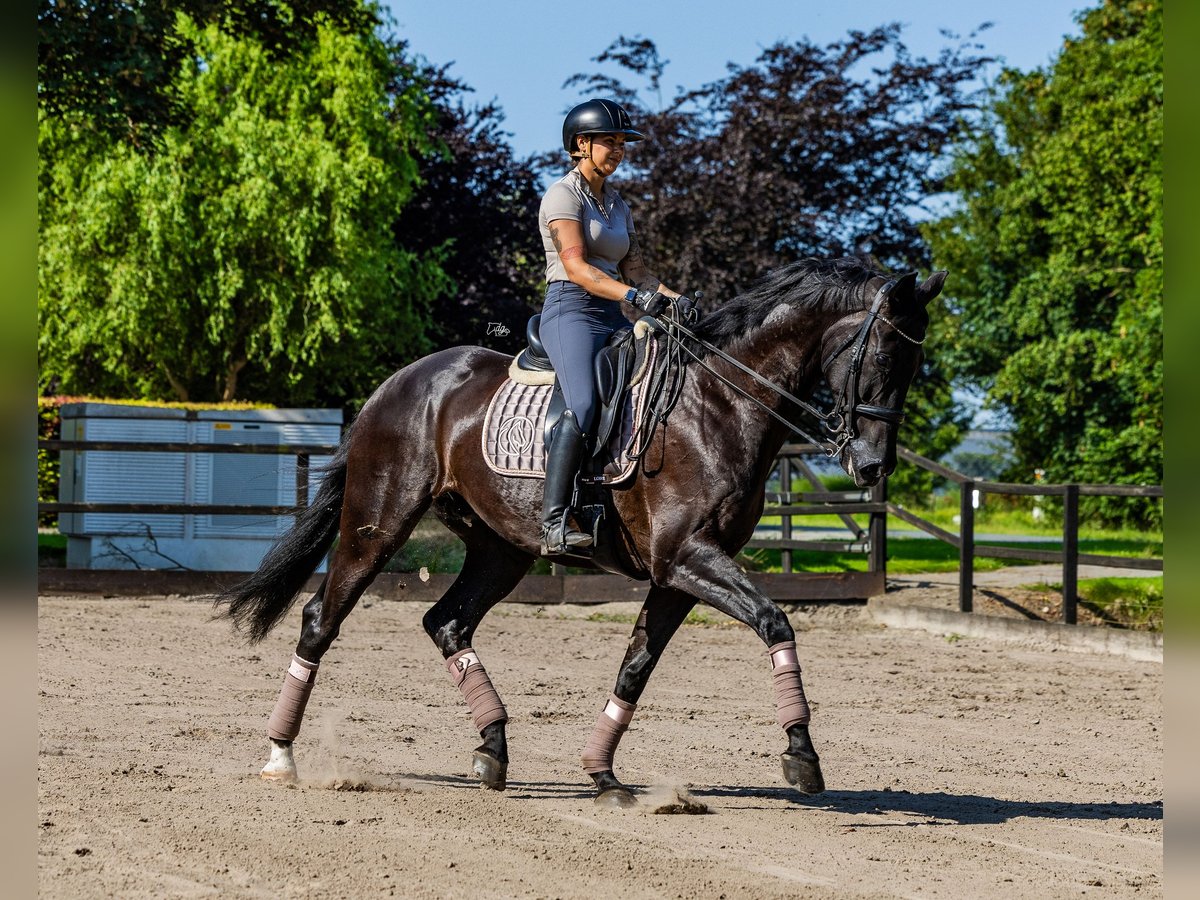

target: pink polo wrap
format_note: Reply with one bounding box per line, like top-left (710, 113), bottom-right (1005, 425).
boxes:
top-left (266, 654), bottom-right (319, 741)
top-left (767, 641), bottom-right (811, 729)
top-left (445, 648), bottom-right (507, 731)
top-left (580, 694), bottom-right (637, 774)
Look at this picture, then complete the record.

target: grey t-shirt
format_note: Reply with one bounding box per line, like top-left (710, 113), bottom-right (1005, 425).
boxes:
top-left (538, 168), bottom-right (635, 283)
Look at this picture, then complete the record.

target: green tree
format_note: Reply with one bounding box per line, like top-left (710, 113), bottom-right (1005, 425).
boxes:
top-left (38, 1), bottom-right (379, 146)
top-left (395, 67), bottom-right (545, 358)
top-left (925, 0), bottom-right (1162, 524)
top-left (39, 12), bottom-right (447, 405)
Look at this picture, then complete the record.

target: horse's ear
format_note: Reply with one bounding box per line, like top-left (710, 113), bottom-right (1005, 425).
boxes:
top-left (915, 270), bottom-right (948, 307)
top-left (890, 271), bottom-right (919, 304)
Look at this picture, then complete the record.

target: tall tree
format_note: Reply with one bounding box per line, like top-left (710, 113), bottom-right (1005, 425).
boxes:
top-left (393, 65), bottom-right (545, 358)
top-left (40, 1), bottom-right (549, 403)
top-left (38, 1), bottom-right (378, 146)
top-left (924, 0), bottom-right (1162, 524)
top-left (563, 32), bottom-right (992, 493)
top-left (39, 12), bottom-right (447, 405)
top-left (566, 31), bottom-right (991, 299)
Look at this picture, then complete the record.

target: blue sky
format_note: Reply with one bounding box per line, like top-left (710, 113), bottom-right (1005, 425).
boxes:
top-left (381, 0), bottom-right (1086, 159)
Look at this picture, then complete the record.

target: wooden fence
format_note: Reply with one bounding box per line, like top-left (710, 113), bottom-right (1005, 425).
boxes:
top-left (37, 438), bottom-right (1164, 618)
top-left (891, 447), bottom-right (1163, 623)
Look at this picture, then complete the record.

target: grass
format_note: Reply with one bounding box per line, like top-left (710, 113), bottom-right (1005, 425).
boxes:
top-left (38, 532), bottom-right (67, 567)
top-left (735, 535), bottom-right (1159, 575)
top-left (381, 523), bottom-right (1159, 579)
top-left (384, 533), bottom-right (466, 575)
top-left (39, 533), bottom-right (67, 550)
top-left (38, 488), bottom-right (1161, 586)
top-left (759, 512), bottom-right (1161, 557)
top-left (1021, 577), bottom-right (1164, 631)
top-left (764, 473), bottom-right (1161, 551)
top-left (38, 524), bottom-right (1160, 579)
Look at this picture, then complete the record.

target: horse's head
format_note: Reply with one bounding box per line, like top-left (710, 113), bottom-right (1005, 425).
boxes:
top-left (820, 270), bottom-right (946, 487)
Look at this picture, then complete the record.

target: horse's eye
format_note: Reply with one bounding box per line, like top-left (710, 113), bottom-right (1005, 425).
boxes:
top-left (874, 352), bottom-right (892, 371)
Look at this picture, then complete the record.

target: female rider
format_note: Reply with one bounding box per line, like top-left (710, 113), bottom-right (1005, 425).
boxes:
top-left (537, 98), bottom-right (684, 556)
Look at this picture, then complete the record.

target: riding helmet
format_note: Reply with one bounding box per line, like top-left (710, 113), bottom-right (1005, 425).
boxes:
top-left (562, 99), bottom-right (644, 154)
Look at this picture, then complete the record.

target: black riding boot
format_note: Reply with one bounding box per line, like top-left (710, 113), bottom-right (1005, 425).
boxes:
top-left (540, 410), bottom-right (594, 555)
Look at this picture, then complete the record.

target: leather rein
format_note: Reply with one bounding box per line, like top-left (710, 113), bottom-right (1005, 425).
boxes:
top-left (645, 279), bottom-right (925, 458)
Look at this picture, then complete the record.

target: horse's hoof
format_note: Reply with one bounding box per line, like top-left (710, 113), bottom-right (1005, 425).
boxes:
top-left (472, 750), bottom-right (507, 791)
top-left (594, 787), bottom-right (638, 809)
top-left (261, 742), bottom-right (298, 782)
top-left (781, 752), bottom-right (825, 795)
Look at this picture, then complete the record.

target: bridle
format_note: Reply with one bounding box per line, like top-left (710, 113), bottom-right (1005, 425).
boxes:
top-left (818, 278), bottom-right (926, 456)
top-left (639, 279), bottom-right (926, 458)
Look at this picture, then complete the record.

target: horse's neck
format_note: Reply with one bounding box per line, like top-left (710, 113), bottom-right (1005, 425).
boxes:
top-left (698, 305), bottom-right (834, 464)
top-left (724, 306), bottom-right (831, 406)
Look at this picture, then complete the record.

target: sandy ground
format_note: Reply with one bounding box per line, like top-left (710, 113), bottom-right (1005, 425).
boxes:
top-left (38, 587), bottom-right (1162, 899)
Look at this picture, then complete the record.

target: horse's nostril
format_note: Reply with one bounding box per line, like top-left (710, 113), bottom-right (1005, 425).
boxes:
top-left (858, 462), bottom-right (882, 484)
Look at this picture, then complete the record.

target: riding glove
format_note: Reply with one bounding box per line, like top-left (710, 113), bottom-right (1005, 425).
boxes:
top-left (629, 289), bottom-right (669, 318)
top-left (674, 296), bottom-right (698, 322)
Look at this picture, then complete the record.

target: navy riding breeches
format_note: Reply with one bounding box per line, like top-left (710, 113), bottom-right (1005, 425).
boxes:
top-left (539, 280), bottom-right (629, 436)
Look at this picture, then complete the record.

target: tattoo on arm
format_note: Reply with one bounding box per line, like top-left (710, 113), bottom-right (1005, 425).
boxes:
top-left (625, 234), bottom-right (645, 266)
top-left (621, 234), bottom-right (651, 283)
top-left (561, 245), bottom-right (584, 261)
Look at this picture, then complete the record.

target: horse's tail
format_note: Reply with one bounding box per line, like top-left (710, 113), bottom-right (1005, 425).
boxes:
top-left (214, 433), bottom-right (351, 643)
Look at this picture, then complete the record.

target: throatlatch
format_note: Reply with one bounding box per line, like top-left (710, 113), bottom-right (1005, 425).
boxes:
top-left (266, 654), bottom-right (319, 741)
top-left (581, 694), bottom-right (636, 773)
top-left (445, 648), bottom-right (508, 731)
top-left (767, 641), bottom-right (811, 729)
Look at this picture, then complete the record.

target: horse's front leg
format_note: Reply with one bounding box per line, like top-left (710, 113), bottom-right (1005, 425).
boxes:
top-left (583, 585), bottom-right (695, 807)
top-left (661, 543), bottom-right (825, 795)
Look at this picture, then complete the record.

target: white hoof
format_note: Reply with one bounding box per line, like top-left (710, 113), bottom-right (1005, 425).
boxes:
top-left (261, 741), bottom-right (298, 782)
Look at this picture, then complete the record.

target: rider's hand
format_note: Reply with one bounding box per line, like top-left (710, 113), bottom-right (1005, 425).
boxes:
top-left (674, 296), bottom-right (697, 321)
top-left (631, 289), bottom-right (669, 318)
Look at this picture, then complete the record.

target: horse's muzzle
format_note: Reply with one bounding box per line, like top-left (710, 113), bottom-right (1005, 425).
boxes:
top-left (843, 438), bottom-right (894, 487)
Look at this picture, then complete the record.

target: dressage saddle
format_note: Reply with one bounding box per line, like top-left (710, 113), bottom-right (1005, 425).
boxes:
top-left (514, 313), bottom-right (655, 456)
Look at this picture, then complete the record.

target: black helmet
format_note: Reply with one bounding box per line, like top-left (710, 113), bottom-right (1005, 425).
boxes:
top-left (562, 99), bottom-right (644, 154)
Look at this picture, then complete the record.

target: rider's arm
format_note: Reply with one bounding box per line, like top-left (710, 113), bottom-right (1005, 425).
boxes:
top-left (547, 217), bottom-right (632, 302)
top-left (618, 232), bottom-right (678, 299)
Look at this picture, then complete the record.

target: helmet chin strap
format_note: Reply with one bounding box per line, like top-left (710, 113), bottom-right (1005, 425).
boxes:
top-left (578, 137), bottom-right (610, 180)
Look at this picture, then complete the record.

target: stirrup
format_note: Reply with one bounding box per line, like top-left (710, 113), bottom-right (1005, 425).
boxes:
top-left (540, 514), bottom-right (594, 556)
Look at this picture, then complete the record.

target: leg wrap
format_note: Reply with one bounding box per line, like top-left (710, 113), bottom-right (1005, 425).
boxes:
top-left (581, 694), bottom-right (636, 774)
top-left (445, 648), bottom-right (507, 732)
top-left (767, 641), bottom-right (811, 730)
top-left (266, 655), bottom-right (319, 742)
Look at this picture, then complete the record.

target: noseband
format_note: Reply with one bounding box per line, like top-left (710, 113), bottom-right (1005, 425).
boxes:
top-left (651, 279), bottom-right (925, 457)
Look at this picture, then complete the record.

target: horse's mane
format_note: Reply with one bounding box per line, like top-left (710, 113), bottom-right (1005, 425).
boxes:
top-left (691, 257), bottom-right (884, 350)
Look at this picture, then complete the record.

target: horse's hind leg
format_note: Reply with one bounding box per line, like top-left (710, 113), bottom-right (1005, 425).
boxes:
top-left (260, 488), bottom-right (431, 781)
top-left (584, 585), bottom-right (695, 807)
top-left (421, 517), bottom-right (534, 791)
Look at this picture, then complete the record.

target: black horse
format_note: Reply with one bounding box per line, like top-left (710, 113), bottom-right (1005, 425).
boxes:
top-left (218, 256), bottom-right (945, 807)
